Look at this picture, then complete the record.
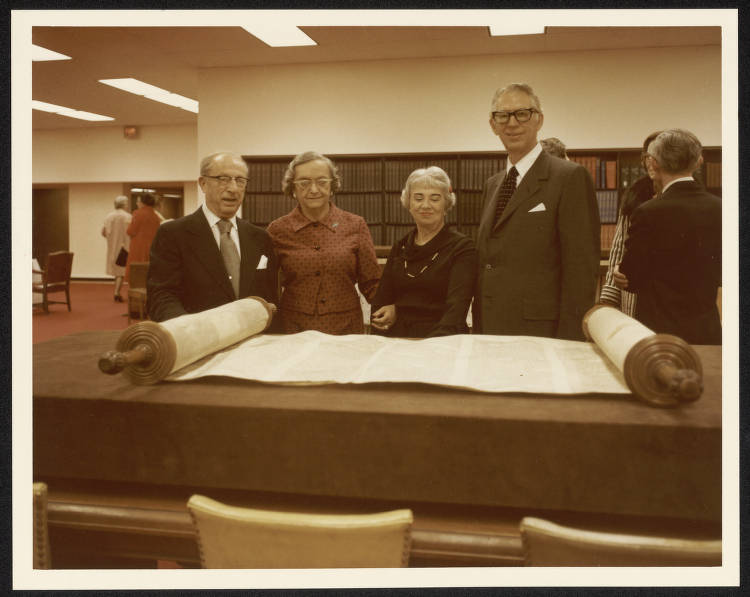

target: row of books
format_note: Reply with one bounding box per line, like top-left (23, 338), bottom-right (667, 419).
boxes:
top-left (703, 162), bottom-right (722, 188)
top-left (455, 191), bottom-right (485, 222)
top-left (383, 159), bottom-right (456, 191)
top-left (244, 194), bottom-right (295, 223)
top-left (596, 190), bottom-right (619, 224)
top-left (335, 160), bottom-right (383, 192)
top-left (332, 193), bottom-right (383, 223)
top-left (459, 158), bottom-right (505, 191)
top-left (244, 161), bottom-right (289, 193)
top-left (569, 156), bottom-right (617, 189)
top-left (600, 223), bottom-right (617, 251)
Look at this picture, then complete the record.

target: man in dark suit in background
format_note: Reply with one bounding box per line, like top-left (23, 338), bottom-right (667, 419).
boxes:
top-left (473, 83), bottom-right (600, 340)
top-left (147, 151), bottom-right (278, 322)
top-left (619, 129), bottom-right (721, 344)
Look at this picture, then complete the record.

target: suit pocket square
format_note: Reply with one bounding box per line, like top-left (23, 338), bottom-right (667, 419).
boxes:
top-left (528, 203), bottom-right (546, 213)
top-left (257, 255), bottom-right (268, 270)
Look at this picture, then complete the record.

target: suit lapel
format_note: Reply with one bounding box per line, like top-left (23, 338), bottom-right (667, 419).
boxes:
top-left (237, 219), bottom-right (262, 297)
top-left (493, 152), bottom-right (550, 232)
top-left (185, 209), bottom-right (235, 300)
top-left (477, 172), bottom-right (504, 248)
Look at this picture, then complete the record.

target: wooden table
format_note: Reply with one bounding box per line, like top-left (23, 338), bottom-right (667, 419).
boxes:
top-left (33, 331), bottom-right (722, 568)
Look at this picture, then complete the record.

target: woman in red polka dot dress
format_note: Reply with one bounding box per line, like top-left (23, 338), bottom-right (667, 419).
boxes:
top-left (268, 151), bottom-right (381, 335)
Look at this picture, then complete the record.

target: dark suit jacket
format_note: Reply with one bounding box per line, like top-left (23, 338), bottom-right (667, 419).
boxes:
top-left (147, 208), bottom-right (279, 322)
top-left (473, 151), bottom-right (600, 340)
top-left (619, 180), bottom-right (721, 345)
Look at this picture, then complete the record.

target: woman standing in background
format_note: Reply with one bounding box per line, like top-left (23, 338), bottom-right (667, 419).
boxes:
top-left (126, 193), bottom-right (161, 282)
top-left (599, 132), bottom-right (662, 316)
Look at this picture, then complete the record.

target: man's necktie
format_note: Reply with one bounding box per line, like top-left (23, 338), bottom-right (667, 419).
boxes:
top-left (493, 166), bottom-right (518, 226)
top-left (217, 219), bottom-right (240, 298)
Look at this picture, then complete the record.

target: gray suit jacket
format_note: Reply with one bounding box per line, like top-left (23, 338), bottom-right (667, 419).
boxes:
top-left (147, 208), bottom-right (278, 322)
top-left (473, 151), bottom-right (600, 340)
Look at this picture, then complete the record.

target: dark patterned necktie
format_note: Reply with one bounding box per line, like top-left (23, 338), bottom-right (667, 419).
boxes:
top-left (217, 219), bottom-right (240, 298)
top-left (493, 166), bottom-right (518, 226)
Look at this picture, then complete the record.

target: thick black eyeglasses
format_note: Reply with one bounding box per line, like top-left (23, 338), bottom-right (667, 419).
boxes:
top-left (203, 175), bottom-right (249, 187)
top-left (492, 108), bottom-right (538, 125)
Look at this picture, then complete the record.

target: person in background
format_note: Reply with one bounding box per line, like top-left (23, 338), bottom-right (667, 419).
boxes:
top-left (371, 167), bottom-right (477, 338)
top-left (619, 129), bottom-right (721, 344)
top-left (147, 152), bottom-right (278, 322)
top-left (540, 137), bottom-right (568, 160)
top-left (268, 151), bottom-right (381, 335)
top-left (101, 195), bottom-right (132, 302)
top-left (473, 82), bottom-right (600, 340)
top-left (126, 193), bottom-right (162, 282)
top-left (600, 131), bottom-right (662, 316)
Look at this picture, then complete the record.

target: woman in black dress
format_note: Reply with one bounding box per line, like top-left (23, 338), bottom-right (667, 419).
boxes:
top-left (371, 166), bottom-right (478, 338)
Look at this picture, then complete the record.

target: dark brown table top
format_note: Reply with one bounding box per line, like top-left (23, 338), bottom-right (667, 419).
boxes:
top-left (33, 331), bottom-right (722, 522)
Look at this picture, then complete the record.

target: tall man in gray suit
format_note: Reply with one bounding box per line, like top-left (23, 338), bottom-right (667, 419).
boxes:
top-left (473, 83), bottom-right (600, 340)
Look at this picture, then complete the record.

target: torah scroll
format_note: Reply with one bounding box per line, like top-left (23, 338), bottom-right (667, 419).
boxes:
top-left (98, 297), bottom-right (274, 385)
top-left (100, 301), bottom-right (703, 407)
top-left (582, 304), bottom-right (703, 407)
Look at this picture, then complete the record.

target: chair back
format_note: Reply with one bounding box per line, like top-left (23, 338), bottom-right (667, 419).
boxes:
top-left (520, 517), bottom-right (721, 566)
top-left (129, 262), bottom-right (149, 289)
top-left (33, 482), bottom-right (51, 569)
top-left (44, 251), bottom-right (74, 285)
top-left (187, 494), bottom-right (412, 569)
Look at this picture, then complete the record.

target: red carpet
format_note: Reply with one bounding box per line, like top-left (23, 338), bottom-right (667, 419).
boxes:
top-left (33, 281), bottom-right (143, 344)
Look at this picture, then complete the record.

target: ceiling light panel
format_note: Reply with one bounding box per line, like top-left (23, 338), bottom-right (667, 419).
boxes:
top-left (99, 78), bottom-right (199, 113)
top-left (489, 25), bottom-right (546, 36)
top-left (242, 25), bottom-right (317, 47)
top-left (32, 99), bottom-right (114, 121)
top-left (32, 44), bottom-right (72, 61)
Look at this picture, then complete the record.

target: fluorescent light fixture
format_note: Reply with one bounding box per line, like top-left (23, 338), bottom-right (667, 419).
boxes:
top-left (130, 188), bottom-right (156, 193)
top-left (242, 25), bottom-right (317, 47)
top-left (32, 99), bottom-right (114, 121)
top-left (162, 194), bottom-right (182, 198)
top-left (99, 78), bottom-right (199, 113)
top-left (32, 44), bottom-right (72, 61)
top-left (489, 25), bottom-right (546, 36)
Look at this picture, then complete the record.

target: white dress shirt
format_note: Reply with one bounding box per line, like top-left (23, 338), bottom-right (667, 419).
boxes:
top-left (202, 203), bottom-right (241, 255)
top-left (508, 142), bottom-right (543, 186)
top-left (661, 176), bottom-right (695, 194)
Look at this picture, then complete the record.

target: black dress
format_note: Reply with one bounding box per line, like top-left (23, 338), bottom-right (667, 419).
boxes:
top-left (372, 226), bottom-right (478, 338)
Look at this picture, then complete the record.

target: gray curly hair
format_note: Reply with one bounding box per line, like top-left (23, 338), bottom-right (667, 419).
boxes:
top-left (400, 166), bottom-right (457, 210)
top-left (281, 151), bottom-right (342, 199)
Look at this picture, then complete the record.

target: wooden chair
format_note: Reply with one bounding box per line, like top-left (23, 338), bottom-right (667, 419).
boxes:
top-left (520, 517), bottom-right (721, 566)
top-left (33, 482), bottom-right (51, 569)
top-left (187, 494), bottom-right (413, 569)
top-left (32, 251), bottom-right (74, 313)
top-left (127, 262), bottom-right (149, 324)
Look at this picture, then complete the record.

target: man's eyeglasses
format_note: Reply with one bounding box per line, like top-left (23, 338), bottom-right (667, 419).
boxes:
top-left (203, 175), bottom-right (249, 187)
top-left (491, 108), bottom-right (538, 125)
top-left (293, 178), bottom-right (333, 191)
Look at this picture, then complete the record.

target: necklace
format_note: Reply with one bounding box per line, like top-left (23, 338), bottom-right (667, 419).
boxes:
top-left (404, 251), bottom-right (439, 278)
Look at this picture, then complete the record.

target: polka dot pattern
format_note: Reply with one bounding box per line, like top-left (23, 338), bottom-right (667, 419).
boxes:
top-left (268, 203), bottom-right (381, 335)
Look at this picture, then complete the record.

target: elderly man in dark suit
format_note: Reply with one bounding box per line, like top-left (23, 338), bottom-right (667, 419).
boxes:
top-left (147, 151), bottom-right (278, 322)
top-left (619, 129), bottom-right (721, 345)
top-left (473, 83), bottom-right (600, 340)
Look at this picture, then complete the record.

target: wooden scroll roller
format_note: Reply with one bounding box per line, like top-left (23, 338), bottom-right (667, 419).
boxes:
top-left (99, 297), bottom-right (275, 385)
top-left (582, 304), bottom-right (703, 408)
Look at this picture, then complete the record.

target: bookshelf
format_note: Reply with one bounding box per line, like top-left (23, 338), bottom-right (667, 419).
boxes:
top-left (242, 147), bottom-right (722, 251)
